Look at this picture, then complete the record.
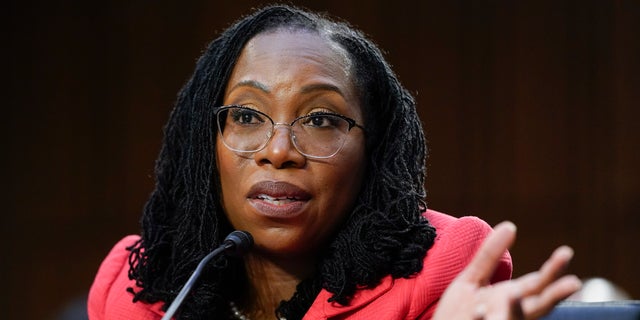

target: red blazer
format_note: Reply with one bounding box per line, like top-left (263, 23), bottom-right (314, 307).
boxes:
top-left (88, 210), bottom-right (512, 319)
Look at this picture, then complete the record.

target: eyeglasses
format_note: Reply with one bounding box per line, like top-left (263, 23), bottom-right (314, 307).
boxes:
top-left (215, 105), bottom-right (365, 159)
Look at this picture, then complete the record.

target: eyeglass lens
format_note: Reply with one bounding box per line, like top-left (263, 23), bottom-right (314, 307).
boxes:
top-left (217, 106), bottom-right (352, 158)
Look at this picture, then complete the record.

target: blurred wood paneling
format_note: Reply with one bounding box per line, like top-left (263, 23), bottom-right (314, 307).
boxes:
top-left (6, 1), bottom-right (639, 318)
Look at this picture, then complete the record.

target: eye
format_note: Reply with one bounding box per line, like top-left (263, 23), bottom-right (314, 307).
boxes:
top-left (230, 108), bottom-right (264, 125)
top-left (301, 113), bottom-right (341, 128)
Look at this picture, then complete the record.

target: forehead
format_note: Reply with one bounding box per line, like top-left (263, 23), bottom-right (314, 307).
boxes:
top-left (240, 29), bottom-right (352, 76)
top-left (225, 29), bottom-right (359, 108)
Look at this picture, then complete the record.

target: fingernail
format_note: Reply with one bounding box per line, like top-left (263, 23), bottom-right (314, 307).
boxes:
top-left (557, 246), bottom-right (574, 260)
top-left (502, 221), bottom-right (517, 232)
top-left (568, 275), bottom-right (582, 290)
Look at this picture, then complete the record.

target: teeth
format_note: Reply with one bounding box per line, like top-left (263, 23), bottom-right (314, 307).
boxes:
top-left (257, 194), bottom-right (297, 205)
top-left (265, 199), bottom-right (290, 205)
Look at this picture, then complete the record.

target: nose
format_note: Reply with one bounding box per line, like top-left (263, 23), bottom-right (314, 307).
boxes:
top-left (254, 124), bottom-right (306, 169)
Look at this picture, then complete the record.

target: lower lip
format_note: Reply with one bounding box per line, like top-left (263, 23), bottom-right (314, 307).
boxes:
top-left (248, 198), bottom-right (308, 219)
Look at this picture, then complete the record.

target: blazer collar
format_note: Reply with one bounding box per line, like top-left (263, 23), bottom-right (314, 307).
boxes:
top-left (150, 276), bottom-right (395, 319)
top-left (304, 275), bottom-right (394, 318)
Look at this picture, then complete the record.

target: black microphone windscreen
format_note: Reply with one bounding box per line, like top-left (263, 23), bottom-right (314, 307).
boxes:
top-left (224, 230), bottom-right (253, 256)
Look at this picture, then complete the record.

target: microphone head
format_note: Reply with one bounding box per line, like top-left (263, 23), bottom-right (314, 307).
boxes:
top-left (224, 230), bottom-right (253, 256)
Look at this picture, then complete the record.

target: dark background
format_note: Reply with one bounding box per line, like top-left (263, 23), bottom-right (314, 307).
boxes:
top-left (6, 1), bottom-right (639, 319)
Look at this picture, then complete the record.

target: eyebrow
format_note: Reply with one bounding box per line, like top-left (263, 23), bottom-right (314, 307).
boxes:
top-left (300, 83), bottom-right (344, 97)
top-left (229, 80), bottom-right (344, 97)
top-left (230, 80), bottom-right (271, 93)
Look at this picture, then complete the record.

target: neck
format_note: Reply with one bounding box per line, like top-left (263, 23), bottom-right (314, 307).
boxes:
top-left (239, 252), bottom-right (316, 320)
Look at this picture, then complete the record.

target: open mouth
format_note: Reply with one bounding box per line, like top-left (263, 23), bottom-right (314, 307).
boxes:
top-left (247, 181), bottom-right (312, 218)
top-left (255, 194), bottom-right (302, 206)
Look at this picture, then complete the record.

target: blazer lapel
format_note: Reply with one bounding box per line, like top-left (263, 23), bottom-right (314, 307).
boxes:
top-left (304, 275), bottom-right (394, 319)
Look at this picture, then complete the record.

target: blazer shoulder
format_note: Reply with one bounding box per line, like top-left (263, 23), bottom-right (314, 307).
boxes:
top-left (407, 210), bottom-right (512, 318)
top-left (88, 235), bottom-right (163, 319)
top-left (424, 209), bottom-right (492, 238)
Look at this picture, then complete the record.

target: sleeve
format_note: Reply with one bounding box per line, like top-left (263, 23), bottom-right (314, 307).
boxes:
top-left (87, 235), bottom-right (163, 320)
top-left (455, 216), bottom-right (512, 284)
top-left (411, 213), bottom-right (513, 319)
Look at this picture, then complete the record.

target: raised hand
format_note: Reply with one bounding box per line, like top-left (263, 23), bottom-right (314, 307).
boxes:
top-left (432, 221), bottom-right (582, 320)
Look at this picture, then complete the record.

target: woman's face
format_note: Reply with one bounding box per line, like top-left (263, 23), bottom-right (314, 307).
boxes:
top-left (216, 30), bottom-right (366, 257)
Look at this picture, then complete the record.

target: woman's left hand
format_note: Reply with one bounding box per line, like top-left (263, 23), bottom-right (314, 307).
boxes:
top-left (432, 221), bottom-right (582, 320)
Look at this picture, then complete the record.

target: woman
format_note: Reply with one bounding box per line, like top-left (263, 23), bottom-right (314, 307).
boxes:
top-left (88, 5), bottom-right (579, 319)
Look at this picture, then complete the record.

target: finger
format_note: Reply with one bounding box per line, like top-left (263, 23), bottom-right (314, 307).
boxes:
top-left (479, 283), bottom-right (525, 320)
top-left (522, 274), bottom-right (582, 319)
top-left (521, 246), bottom-right (575, 296)
top-left (459, 221), bottom-right (517, 284)
top-left (505, 271), bottom-right (542, 297)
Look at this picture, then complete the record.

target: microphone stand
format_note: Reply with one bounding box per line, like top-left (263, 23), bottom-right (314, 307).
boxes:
top-left (161, 231), bottom-right (252, 320)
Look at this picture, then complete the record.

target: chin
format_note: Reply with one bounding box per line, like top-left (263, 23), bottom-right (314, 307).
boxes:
top-left (253, 230), bottom-right (322, 257)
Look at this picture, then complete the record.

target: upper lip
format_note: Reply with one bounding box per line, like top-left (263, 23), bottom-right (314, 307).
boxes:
top-left (247, 181), bottom-right (312, 200)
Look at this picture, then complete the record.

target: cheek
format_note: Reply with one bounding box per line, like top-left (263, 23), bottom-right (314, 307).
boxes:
top-left (216, 139), bottom-right (241, 212)
top-left (216, 139), bottom-right (230, 186)
top-left (215, 138), bottom-right (259, 233)
top-left (321, 140), bottom-right (367, 213)
top-left (216, 137), bottom-right (248, 180)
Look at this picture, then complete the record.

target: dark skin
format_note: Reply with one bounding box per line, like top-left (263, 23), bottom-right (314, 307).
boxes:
top-left (215, 29), bottom-right (581, 320)
top-left (433, 221), bottom-right (581, 320)
top-left (216, 30), bottom-right (366, 319)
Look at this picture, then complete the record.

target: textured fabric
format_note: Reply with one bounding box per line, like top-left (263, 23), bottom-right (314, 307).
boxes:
top-left (87, 209), bottom-right (512, 319)
top-left (303, 210), bottom-right (512, 319)
top-left (88, 235), bottom-right (165, 319)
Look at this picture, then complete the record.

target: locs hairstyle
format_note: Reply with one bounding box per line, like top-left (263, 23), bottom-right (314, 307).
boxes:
top-left (127, 5), bottom-right (436, 320)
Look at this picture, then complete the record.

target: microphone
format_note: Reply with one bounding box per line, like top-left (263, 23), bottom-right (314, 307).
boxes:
top-left (223, 230), bottom-right (253, 256)
top-left (161, 231), bottom-right (253, 320)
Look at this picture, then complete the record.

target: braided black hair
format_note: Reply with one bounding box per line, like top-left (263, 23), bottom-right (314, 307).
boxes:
top-left (126, 5), bottom-right (436, 319)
